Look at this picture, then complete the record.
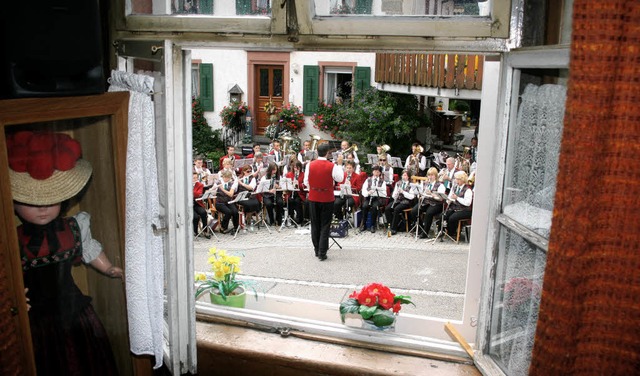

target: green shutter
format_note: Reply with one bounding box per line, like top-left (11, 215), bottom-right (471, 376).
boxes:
top-left (354, 0), bottom-right (372, 14)
top-left (303, 65), bottom-right (319, 116)
top-left (200, 0), bottom-right (214, 14)
top-left (199, 63), bottom-right (214, 112)
top-left (354, 66), bottom-right (371, 94)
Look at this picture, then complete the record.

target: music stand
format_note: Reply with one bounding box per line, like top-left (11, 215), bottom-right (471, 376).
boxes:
top-left (338, 184), bottom-right (355, 229)
top-left (328, 235), bottom-right (343, 250)
top-left (431, 194), bottom-right (456, 243)
top-left (278, 178), bottom-right (300, 231)
top-left (366, 154), bottom-right (379, 165)
top-left (195, 192), bottom-right (220, 241)
top-left (408, 183), bottom-right (426, 240)
top-left (252, 180), bottom-right (274, 234)
top-left (229, 191), bottom-right (250, 239)
top-left (390, 156), bottom-right (404, 169)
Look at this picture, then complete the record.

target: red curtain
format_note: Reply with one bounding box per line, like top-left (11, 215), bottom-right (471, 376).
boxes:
top-left (530, 1), bottom-right (640, 374)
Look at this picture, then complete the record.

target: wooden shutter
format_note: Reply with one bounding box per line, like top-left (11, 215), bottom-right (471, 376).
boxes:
top-left (199, 63), bottom-right (214, 111)
top-left (354, 66), bottom-right (371, 94)
top-left (303, 65), bottom-right (319, 116)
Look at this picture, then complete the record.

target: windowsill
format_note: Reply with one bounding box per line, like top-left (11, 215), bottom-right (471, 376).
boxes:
top-left (196, 321), bottom-right (480, 376)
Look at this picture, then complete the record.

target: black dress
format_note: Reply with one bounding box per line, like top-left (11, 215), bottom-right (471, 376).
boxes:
top-left (18, 216), bottom-right (119, 376)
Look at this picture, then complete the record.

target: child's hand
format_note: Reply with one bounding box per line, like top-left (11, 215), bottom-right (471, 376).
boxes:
top-left (106, 266), bottom-right (124, 279)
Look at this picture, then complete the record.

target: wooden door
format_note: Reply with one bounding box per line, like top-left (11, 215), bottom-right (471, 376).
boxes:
top-left (255, 65), bottom-right (284, 135)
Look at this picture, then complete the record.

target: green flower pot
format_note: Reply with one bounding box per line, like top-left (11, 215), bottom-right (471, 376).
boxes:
top-left (209, 287), bottom-right (246, 308)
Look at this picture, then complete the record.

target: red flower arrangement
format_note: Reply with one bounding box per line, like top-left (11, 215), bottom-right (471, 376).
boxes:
top-left (276, 102), bottom-right (305, 135)
top-left (340, 283), bottom-right (414, 328)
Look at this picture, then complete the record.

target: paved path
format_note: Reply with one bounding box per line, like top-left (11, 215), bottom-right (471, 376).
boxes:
top-left (194, 222), bottom-right (470, 321)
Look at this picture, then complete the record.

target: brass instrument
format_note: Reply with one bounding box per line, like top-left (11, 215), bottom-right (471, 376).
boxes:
top-left (342, 143), bottom-right (358, 155)
top-left (309, 134), bottom-right (322, 151)
top-left (408, 145), bottom-right (424, 176)
top-left (381, 144), bottom-right (390, 153)
top-left (280, 134), bottom-right (294, 155)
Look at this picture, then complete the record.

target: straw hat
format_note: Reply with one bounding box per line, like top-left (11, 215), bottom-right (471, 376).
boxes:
top-left (8, 131), bottom-right (93, 206)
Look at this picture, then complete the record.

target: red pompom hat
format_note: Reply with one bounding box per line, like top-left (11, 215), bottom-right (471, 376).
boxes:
top-left (8, 131), bottom-right (93, 206)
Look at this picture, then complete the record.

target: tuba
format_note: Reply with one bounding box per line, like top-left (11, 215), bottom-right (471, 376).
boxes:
top-left (408, 145), bottom-right (424, 176)
top-left (309, 134), bottom-right (322, 151)
top-left (280, 134), bottom-right (294, 155)
top-left (381, 144), bottom-right (391, 153)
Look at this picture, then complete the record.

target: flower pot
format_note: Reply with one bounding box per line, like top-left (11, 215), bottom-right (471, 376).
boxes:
top-left (361, 318), bottom-right (396, 332)
top-left (209, 287), bottom-right (246, 308)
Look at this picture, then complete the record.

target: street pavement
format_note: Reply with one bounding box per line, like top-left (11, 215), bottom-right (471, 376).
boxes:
top-left (193, 221), bottom-right (470, 321)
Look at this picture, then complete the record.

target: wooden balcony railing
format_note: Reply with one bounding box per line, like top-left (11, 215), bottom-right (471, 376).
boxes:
top-left (375, 53), bottom-right (484, 90)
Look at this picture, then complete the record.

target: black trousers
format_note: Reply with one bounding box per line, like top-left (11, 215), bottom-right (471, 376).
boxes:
top-left (360, 197), bottom-right (382, 229)
top-left (384, 199), bottom-right (413, 230)
top-left (193, 204), bottom-right (208, 235)
top-left (263, 193), bottom-right (283, 225)
top-left (308, 200), bottom-right (334, 257)
top-left (333, 196), bottom-right (355, 220)
top-left (422, 204), bottom-right (444, 234)
top-left (288, 194), bottom-right (304, 224)
top-left (215, 202), bottom-right (239, 230)
top-left (443, 209), bottom-right (472, 237)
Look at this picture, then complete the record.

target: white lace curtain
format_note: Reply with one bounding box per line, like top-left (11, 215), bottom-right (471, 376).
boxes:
top-left (108, 70), bottom-right (164, 369)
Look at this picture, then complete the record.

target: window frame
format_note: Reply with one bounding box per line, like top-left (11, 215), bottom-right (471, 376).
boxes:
top-left (472, 45), bottom-right (570, 375)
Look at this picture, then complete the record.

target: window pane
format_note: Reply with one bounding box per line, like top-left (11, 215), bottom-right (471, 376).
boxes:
top-left (502, 78), bottom-right (566, 238)
top-left (272, 69), bottom-right (282, 97)
top-left (488, 227), bottom-right (546, 376)
top-left (315, 0), bottom-right (487, 16)
top-left (128, 0), bottom-right (272, 16)
top-left (259, 69), bottom-right (269, 96)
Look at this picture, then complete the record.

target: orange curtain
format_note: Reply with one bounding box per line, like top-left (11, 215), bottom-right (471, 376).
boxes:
top-left (530, 1), bottom-right (640, 374)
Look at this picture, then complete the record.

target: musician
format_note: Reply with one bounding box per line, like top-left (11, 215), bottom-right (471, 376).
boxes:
top-left (246, 143), bottom-right (262, 158)
top-left (469, 136), bottom-right (478, 164)
top-left (440, 157), bottom-right (458, 193)
top-left (385, 170), bottom-right (416, 235)
top-left (285, 160), bottom-right (305, 225)
top-left (220, 158), bottom-right (238, 180)
top-left (404, 142), bottom-right (427, 177)
top-left (193, 155), bottom-right (212, 183)
top-left (442, 171), bottom-right (473, 238)
top-left (282, 154), bottom-right (298, 176)
top-left (192, 171), bottom-right (210, 238)
top-left (376, 145), bottom-right (391, 161)
top-left (359, 165), bottom-right (387, 233)
top-left (333, 160), bottom-right (362, 221)
top-left (297, 140), bottom-right (311, 164)
top-left (260, 162), bottom-right (284, 226)
top-left (236, 165), bottom-right (261, 228)
top-left (377, 155), bottom-right (394, 185)
top-left (345, 152), bottom-right (361, 174)
top-left (218, 145), bottom-right (241, 171)
top-left (304, 143), bottom-right (344, 261)
top-left (214, 170), bottom-right (240, 234)
top-left (252, 152), bottom-right (266, 180)
top-left (338, 140), bottom-right (360, 164)
top-left (412, 167), bottom-right (447, 239)
top-left (270, 140), bottom-right (284, 166)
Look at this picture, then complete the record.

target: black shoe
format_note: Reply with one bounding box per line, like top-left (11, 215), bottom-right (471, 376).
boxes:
top-left (318, 255), bottom-right (327, 261)
top-left (205, 233), bottom-right (211, 239)
top-left (231, 228), bottom-right (239, 234)
top-left (391, 230), bottom-right (397, 235)
top-left (370, 226), bottom-right (376, 233)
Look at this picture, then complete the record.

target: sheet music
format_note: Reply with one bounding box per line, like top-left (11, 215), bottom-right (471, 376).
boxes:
top-left (278, 177), bottom-right (297, 191)
top-left (409, 182), bottom-right (421, 194)
top-left (340, 184), bottom-right (353, 196)
top-left (234, 158), bottom-right (254, 169)
top-left (366, 154), bottom-right (379, 165)
top-left (390, 157), bottom-right (403, 168)
top-left (255, 179), bottom-right (271, 194)
top-left (265, 155), bottom-right (276, 164)
top-left (201, 190), bottom-right (216, 200)
top-left (371, 185), bottom-right (387, 198)
top-left (228, 190), bottom-right (249, 204)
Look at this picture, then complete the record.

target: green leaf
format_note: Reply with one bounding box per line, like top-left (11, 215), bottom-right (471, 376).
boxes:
top-left (339, 299), bottom-right (360, 323)
top-left (358, 305), bottom-right (378, 320)
top-left (394, 295), bottom-right (415, 306)
top-left (370, 309), bottom-right (395, 327)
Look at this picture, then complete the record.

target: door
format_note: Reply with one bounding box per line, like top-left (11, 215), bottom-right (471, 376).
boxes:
top-left (255, 65), bottom-right (284, 135)
top-left (115, 40), bottom-right (196, 375)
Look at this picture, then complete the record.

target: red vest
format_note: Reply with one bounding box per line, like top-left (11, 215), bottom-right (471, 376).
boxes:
top-left (308, 160), bottom-right (336, 202)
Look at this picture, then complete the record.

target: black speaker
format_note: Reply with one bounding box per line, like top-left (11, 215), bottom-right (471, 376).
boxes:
top-left (0, 0), bottom-right (105, 99)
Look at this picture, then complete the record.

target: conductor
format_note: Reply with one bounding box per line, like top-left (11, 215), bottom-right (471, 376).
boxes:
top-left (304, 143), bottom-right (344, 261)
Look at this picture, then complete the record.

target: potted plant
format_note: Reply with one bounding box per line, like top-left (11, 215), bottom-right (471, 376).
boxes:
top-left (219, 101), bottom-right (249, 134)
top-left (195, 247), bottom-right (256, 308)
top-left (340, 282), bottom-right (414, 330)
top-left (276, 102), bottom-right (306, 136)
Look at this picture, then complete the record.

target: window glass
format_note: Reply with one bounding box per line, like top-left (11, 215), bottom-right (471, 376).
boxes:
top-left (488, 227), bottom-right (546, 375)
top-left (259, 69), bottom-right (269, 96)
top-left (273, 68), bottom-right (283, 97)
top-left (129, 0), bottom-right (272, 16)
top-left (502, 79), bottom-right (566, 238)
top-left (315, 0), bottom-right (489, 16)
